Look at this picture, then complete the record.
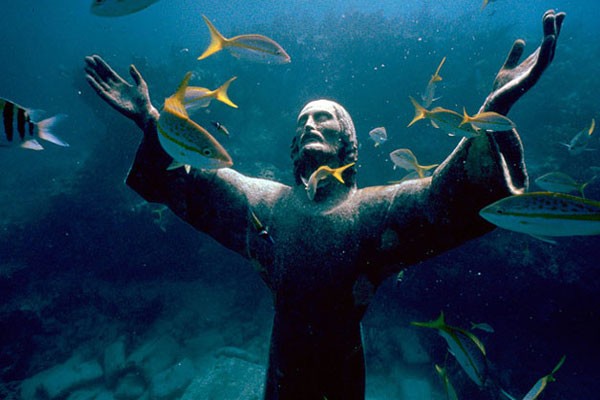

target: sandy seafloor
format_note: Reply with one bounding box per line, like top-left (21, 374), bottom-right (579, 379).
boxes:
top-left (1, 1), bottom-right (599, 399)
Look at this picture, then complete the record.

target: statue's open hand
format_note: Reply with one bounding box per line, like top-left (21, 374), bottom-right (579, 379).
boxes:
top-left (483, 10), bottom-right (565, 115)
top-left (84, 55), bottom-right (158, 130)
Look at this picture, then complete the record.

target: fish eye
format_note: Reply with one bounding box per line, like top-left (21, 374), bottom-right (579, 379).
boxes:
top-left (202, 148), bottom-right (213, 156)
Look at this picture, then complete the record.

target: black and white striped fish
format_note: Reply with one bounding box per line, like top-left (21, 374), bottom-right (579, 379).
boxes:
top-left (0, 98), bottom-right (68, 150)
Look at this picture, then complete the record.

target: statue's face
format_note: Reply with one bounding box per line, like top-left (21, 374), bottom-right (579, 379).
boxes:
top-left (296, 100), bottom-right (343, 160)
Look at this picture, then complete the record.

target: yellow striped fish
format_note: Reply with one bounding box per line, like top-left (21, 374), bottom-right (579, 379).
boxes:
top-left (0, 98), bottom-right (68, 150)
top-left (198, 15), bottom-right (291, 64)
top-left (301, 163), bottom-right (355, 201)
top-left (501, 356), bottom-right (566, 400)
top-left (407, 96), bottom-right (480, 138)
top-left (157, 72), bottom-right (233, 172)
top-left (412, 312), bottom-right (488, 387)
top-left (479, 192), bottom-right (600, 243)
top-left (460, 108), bottom-right (516, 132)
top-left (389, 148), bottom-right (439, 178)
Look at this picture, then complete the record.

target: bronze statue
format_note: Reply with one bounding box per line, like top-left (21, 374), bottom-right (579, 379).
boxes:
top-left (85, 10), bottom-right (565, 400)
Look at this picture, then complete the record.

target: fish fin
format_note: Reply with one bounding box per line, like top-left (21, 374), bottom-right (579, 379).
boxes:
top-left (481, 0), bottom-right (489, 10)
top-left (21, 139), bottom-right (44, 151)
top-left (165, 73), bottom-right (193, 119)
top-left (529, 234), bottom-right (557, 244)
top-left (26, 108), bottom-right (46, 122)
top-left (584, 147), bottom-right (597, 152)
top-left (407, 96), bottom-right (428, 127)
top-left (214, 76), bottom-right (238, 108)
top-left (558, 142), bottom-right (570, 149)
top-left (166, 160), bottom-right (191, 172)
top-left (36, 114), bottom-right (69, 147)
top-left (589, 118), bottom-right (595, 135)
top-left (198, 15), bottom-right (227, 60)
top-left (300, 175), bottom-right (308, 187)
top-left (499, 388), bottom-right (517, 400)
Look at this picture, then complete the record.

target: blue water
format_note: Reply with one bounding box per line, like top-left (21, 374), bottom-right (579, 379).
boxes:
top-left (1, 1), bottom-right (599, 399)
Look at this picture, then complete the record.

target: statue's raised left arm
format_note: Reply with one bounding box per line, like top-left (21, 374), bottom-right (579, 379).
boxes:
top-left (372, 10), bottom-right (565, 275)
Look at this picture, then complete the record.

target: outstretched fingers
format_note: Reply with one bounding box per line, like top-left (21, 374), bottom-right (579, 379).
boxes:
top-left (129, 64), bottom-right (147, 91)
top-left (543, 10), bottom-right (557, 38)
top-left (502, 39), bottom-right (525, 70)
top-left (530, 35), bottom-right (556, 78)
top-left (555, 12), bottom-right (566, 37)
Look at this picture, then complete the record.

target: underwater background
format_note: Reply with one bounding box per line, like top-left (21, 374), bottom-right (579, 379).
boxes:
top-left (1, 0), bottom-right (599, 399)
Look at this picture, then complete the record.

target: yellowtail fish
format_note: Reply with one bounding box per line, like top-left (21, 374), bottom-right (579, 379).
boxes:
top-left (407, 97), bottom-right (480, 138)
top-left (434, 364), bottom-right (459, 400)
top-left (503, 356), bottom-right (566, 400)
top-left (211, 121), bottom-right (230, 137)
top-left (368, 127), bottom-right (387, 147)
top-left (412, 312), bottom-right (488, 387)
top-left (389, 148), bottom-right (438, 178)
top-left (0, 98), bottom-right (68, 150)
top-left (460, 108), bottom-right (516, 132)
top-left (561, 118), bottom-right (595, 156)
top-left (198, 15), bottom-right (291, 64)
top-left (157, 72), bottom-right (233, 172)
top-left (301, 163), bottom-right (355, 201)
top-left (421, 56), bottom-right (446, 108)
top-left (479, 192), bottom-right (600, 243)
top-left (534, 172), bottom-right (591, 197)
top-left (184, 76), bottom-right (238, 111)
top-left (90, 0), bottom-right (160, 17)
top-left (250, 210), bottom-right (274, 244)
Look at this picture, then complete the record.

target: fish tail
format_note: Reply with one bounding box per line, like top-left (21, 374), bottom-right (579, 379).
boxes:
top-left (407, 96), bottom-right (428, 127)
top-left (214, 76), bottom-right (238, 108)
top-left (588, 118), bottom-right (595, 136)
top-left (459, 107), bottom-right (471, 127)
top-left (415, 167), bottom-right (425, 179)
top-left (418, 163), bottom-right (440, 177)
top-left (36, 114), bottom-right (69, 147)
top-left (429, 57), bottom-right (446, 84)
top-left (332, 162), bottom-right (355, 184)
top-left (580, 181), bottom-right (591, 198)
top-left (411, 311), bottom-right (446, 330)
top-left (198, 15), bottom-right (227, 60)
top-left (550, 355), bottom-right (566, 377)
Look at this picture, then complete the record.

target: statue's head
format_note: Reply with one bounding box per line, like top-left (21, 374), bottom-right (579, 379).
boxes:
top-left (290, 99), bottom-right (358, 187)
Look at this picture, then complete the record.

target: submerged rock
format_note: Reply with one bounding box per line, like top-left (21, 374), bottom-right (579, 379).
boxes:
top-left (20, 355), bottom-right (103, 400)
top-left (149, 358), bottom-right (195, 400)
top-left (181, 356), bottom-right (265, 400)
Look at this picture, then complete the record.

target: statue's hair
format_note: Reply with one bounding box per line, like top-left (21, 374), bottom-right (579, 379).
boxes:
top-left (290, 100), bottom-right (359, 187)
